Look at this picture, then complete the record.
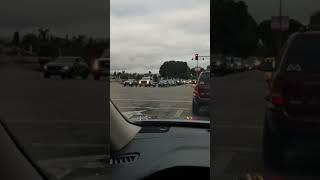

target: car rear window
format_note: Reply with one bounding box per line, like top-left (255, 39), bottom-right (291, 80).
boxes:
top-left (198, 72), bottom-right (210, 84)
top-left (281, 34), bottom-right (320, 72)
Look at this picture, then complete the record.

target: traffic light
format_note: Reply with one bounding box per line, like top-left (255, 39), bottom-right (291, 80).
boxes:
top-left (195, 54), bottom-right (198, 60)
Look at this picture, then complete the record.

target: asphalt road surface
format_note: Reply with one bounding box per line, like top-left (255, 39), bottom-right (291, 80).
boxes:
top-left (213, 71), bottom-right (320, 180)
top-left (0, 58), bottom-right (107, 178)
top-left (111, 81), bottom-right (210, 122)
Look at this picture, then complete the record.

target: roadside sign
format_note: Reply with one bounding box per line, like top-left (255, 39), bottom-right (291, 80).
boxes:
top-left (271, 16), bottom-right (289, 31)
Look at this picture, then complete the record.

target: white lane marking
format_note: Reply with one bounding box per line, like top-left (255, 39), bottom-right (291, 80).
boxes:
top-left (32, 143), bottom-right (106, 148)
top-left (119, 106), bottom-right (189, 110)
top-left (112, 98), bottom-right (191, 103)
top-left (174, 109), bottom-right (184, 118)
top-left (122, 110), bottom-right (146, 119)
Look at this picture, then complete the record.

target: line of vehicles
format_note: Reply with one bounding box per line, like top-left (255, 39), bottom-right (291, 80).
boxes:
top-left (122, 77), bottom-right (197, 87)
top-left (40, 56), bottom-right (109, 80)
top-left (211, 56), bottom-right (259, 75)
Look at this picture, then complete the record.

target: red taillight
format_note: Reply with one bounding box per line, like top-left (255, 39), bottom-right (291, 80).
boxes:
top-left (271, 94), bottom-right (286, 105)
top-left (194, 85), bottom-right (200, 97)
top-left (271, 75), bottom-right (286, 105)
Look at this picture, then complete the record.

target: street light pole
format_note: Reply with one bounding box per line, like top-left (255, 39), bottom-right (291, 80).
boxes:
top-left (278, 0), bottom-right (283, 57)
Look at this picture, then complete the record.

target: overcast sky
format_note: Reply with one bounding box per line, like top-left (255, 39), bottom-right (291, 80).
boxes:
top-left (242, 0), bottom-right (320, 24)
top-left (0, 0), bottom-right (107, 39)
top-left (110, 0), bottom-right (210, 73)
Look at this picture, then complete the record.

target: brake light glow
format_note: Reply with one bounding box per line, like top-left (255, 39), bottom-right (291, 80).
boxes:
top-left (271, 75), bottom-right (286, 105)
top-left (271, 94), bottom-right (286, 105)
top-left (194, 85), bottom-right (200, 97)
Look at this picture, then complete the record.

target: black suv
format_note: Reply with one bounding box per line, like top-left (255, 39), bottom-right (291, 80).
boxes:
top-left (192, 71), bottom-right (210, 115)
top-left (262, 30), bottom-right (320, 168)
top-left (43, 56), bottom-right (90, 79)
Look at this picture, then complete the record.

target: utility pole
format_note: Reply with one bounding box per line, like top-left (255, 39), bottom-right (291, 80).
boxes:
top-left (278, 0), bottom-right (283, 57)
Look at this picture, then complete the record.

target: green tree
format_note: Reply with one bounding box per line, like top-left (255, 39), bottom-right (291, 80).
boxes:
top-left (135, 74), bottom-right (143, 81)
top-left (258, 18), bottom-right (303, 56)
top-left (38, 28), bottom-right (50, 41)
top-left (120, 73), bottom-right (128, 80)
top-left (159, 61), bottom-right (191, 79)
top-left (12, 31), bottom-right (20, 47)
top-left (213, 0), bottom-right (258, 57)
top-left (153, 74), bottom-right (158, 82)
top-left (22, 33), bottom-right (38, 46)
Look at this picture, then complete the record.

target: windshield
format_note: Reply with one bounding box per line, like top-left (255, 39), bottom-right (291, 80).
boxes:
top-left (282, 34), bottom-right (320, 72)
top-left (110, 0), bottom-right (210, 123)
top-left (198, 72), bottom-right (210, 84)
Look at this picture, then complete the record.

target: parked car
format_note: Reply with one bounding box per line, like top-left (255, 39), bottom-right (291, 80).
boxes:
top-left (38, 56), bottom-right (53, 70)
top-left (43, 56), bottom-right (90, 79)
top-left (192, 71), bottom-right (210, 115)
top-left (225, 57), bottom-right (235, 73)
top-left (261, 30), bottom-right (320, 168)
top-left (92, 57), bottom-right (109, 80)
top-left (139, 77), bottom-right (155, 87)
top-left (243, 60), bottom-right (254, 71)
top-left (233, 58), bottom-right (245, 72)
top-left (173, 79), bottom-right (182, 86)
top-left (191, 79), bottom-right (197, 84)
top-left (211, 60), bottom-right (226, 74)
top-left (182, 79), bottom-right (188, 84)
top-left (167, 79), bottom-right (176, 86)
top-left (123, 79), bottom-right (138, 87)
top-left (158, 80), bottom-right (169, 87)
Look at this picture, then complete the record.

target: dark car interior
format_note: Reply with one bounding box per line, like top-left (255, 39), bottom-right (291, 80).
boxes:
top-left (108, 120), bottom-right (210, 180)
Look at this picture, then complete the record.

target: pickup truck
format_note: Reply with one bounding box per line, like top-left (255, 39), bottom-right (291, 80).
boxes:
top-left (139, 77), bottom-right (156, 87)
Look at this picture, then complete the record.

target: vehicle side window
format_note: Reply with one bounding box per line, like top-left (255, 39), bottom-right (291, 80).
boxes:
top-left (198, 72), bottom-right (209, 84)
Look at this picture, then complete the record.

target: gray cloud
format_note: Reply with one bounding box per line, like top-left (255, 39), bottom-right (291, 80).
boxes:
top-left (111, 0), bottom-right (210, 73)
top-left (0, 0), bottom-right (107, 38)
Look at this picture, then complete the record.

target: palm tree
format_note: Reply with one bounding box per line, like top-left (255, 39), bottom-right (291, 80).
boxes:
top-left (38, 28), bottom-right (50, 41)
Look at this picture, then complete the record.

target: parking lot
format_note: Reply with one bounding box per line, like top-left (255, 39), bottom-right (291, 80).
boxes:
top-left (111, 81), bottom-right (210, 121)
top-left (0, 58), bottom-right (107, 178)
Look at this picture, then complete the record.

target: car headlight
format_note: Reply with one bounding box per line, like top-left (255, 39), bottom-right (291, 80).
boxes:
top-left (63, 66), bottom-right (70, 70)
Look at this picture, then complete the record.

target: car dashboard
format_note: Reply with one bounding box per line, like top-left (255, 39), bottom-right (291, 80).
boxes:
top-left (78, 124), bottom-right (210, 180)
